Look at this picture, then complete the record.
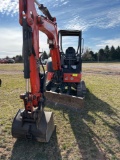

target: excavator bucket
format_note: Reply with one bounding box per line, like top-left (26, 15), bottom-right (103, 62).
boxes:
top-left (45, 91), bottom-right (84, 110)
top-left (12, 109), bottom-right (55, 142)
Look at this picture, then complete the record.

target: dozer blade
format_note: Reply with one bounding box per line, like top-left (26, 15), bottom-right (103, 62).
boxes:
top-left (12, 109), bottom-right (55, 142)
top-left (45, 91), bottom-right (84, 110)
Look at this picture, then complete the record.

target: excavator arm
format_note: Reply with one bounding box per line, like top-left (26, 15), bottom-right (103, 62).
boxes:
top-left (19, 0), bottom-right (61, 111)
top-left (12, 0), bottom-right (59, 142)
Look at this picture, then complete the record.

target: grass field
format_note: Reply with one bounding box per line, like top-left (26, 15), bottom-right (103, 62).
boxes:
top-left (0, 63), bottom-right (120, 160)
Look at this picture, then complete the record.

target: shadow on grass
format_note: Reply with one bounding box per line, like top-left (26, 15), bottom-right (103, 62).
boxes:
top-left (10, 90), bottom-right (119, 160)
top-left (46, 90), bottom-right (119, 160)
top-left (10, 129), bottom-right (62, 160)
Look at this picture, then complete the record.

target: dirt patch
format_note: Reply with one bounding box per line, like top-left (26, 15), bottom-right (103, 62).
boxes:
top-left (0, 70), bottom-right (22, 75)
top-left (0, 148), bottom-right (4, 153)
top-left (83, 70), bottom-right (120, 75)
top-left (83, 63), bottom-right (120, 75)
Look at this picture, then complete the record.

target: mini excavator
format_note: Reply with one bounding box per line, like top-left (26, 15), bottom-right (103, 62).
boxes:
top-left (12, 0), bottom-right (86, 142)
top-left (46, 30), bottom-right (86, 108)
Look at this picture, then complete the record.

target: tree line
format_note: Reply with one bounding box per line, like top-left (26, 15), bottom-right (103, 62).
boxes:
top-left (82, 45), bottom-right (120, 62)
top-left (4, 45), bottom-right (120, 63)
top-left (4, 51), bottom-right (48, 63)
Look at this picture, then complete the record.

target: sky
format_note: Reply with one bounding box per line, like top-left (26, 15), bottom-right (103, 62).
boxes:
top-left (0, 0), bottom-right (120, 58)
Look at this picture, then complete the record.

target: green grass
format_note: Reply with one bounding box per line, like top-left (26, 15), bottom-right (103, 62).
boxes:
top-left (0, 64), bottom-right (23, 71)
top-left (0, 63), bottom-right (120, 160)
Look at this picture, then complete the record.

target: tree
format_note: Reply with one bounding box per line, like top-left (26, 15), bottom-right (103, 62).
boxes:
top-left (98, 49), bottom-right (105, 61)
top-left (104, 45), bottom-right (110, 61)
top-left (82, 48), bottom-right (92, 61)
top-left (110, 46), bottom-right (117, 60)
top-left (93, 52), bottom-right (98, 61)
top-left (116, 46), bottom-right (120, 60)
top-left (15, 55), bottom-right (23, 63)
top-left (89, 51), bottom-right (97, 61)
top-left (5, 56), bottom-right (10, 59)
top-left (89, 51), bottom-right (94, 57)
top-left (41, 51), bottom-right (48, 60)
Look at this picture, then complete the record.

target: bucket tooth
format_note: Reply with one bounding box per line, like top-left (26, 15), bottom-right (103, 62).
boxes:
top-left (12, 109), bottom-right (55, 142)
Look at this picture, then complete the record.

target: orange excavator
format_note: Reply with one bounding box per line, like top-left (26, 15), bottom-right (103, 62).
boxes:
top-left (12, 0), bottom-right (86, 142)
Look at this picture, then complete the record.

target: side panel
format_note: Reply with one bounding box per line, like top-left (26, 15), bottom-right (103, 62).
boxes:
top-left (47, 72), bottom-right (82, 83)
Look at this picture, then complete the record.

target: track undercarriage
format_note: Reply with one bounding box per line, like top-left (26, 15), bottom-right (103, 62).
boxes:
top-left (46, 80), bottom-right (86, 109)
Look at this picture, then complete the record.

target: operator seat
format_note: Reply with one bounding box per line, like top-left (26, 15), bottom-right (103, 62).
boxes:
top-left (63, 47), bottom-right (77, 69)
top-left (65, 47), bottom-right (76, 59)
top-left (63, 47), bottom-right (81, 73)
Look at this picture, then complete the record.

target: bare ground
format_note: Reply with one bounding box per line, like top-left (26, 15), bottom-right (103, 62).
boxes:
top-left (0, 63), bottom-right (120, 75)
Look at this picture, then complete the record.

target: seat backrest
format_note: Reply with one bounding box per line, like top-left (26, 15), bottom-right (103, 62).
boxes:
top-left (65, 47), bottom-right (76, 59)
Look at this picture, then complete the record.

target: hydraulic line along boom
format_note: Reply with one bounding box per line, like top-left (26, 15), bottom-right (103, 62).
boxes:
top-left (12, 0), bottom-right (59, 142)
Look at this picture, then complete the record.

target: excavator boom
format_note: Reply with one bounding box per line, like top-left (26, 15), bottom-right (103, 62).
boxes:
top-left (12, 0), bottom-right (59, 142)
